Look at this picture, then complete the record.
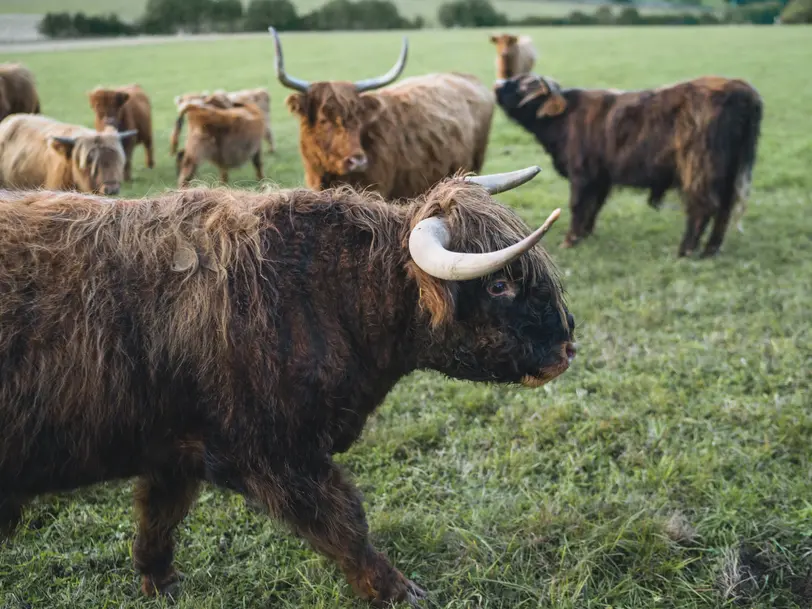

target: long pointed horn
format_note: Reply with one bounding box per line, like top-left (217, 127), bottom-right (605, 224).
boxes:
top-left (353, 37), bottom-right (408, 93)
top-left (117, 129), bottom-right (138, 140)
top-left (268, 27), bottom-right (310, 93)
top-left (464, 165), bottom-right (541, 195)
top-left (409, 209), bottom-right (561, 281)
top-left (50, 136), bottom-right (77, 147)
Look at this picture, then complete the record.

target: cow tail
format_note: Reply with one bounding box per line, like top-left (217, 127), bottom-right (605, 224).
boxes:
top-left (170, 109), bottom-right (188, 155)
top-left (731, 89), bottom-right (763, 233)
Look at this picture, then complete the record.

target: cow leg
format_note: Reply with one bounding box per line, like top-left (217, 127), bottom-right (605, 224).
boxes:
top-left (243, 457), bottom-right (425, 607)
top-left (144, 136), bottom-right (155, 169)
top-left (133, 474), bottom-right (200, 598)
top-left (124, 154), bottom-right (133, 182)
top-left (252, 152), bottom-right (264, 181)
top-left (583, 181), bottom-right (612, 236)
top-left (0, 495), bottom-right (24, 540)
top-left (702, 202), bottom-right (734, 258)
top-left (678, 204), bottom-right (713, 257)
top-left (177, 154), bottom-right (197, 189)
top-left (563, 180), bottom-right (606, 248)
top-left (219, 169), bottom-right (229, 185)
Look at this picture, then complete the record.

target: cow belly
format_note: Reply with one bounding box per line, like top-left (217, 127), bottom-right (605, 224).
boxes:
top-left (217, 138), bottom-right (258, 169)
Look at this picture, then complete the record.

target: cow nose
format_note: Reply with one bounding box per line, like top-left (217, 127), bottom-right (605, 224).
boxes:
top-left (103, 184), bottom-right (120, 195)
top-left (344, 153), bottom-right (368, 173)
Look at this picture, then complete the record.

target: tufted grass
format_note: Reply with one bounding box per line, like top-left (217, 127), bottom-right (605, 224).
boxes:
top-left (1, 26), bottom-right (811, 609)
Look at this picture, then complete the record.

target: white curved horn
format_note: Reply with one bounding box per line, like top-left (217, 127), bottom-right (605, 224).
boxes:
top-left (269, 26), bottom-right (310, 93)
top-left (464, 165), bottom-right (541, 195)
top-left (408, 209), bottom-right (561, 281)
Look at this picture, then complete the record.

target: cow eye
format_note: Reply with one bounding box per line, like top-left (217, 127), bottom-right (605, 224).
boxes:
top-left (487, 280), bottom-right (509, 297)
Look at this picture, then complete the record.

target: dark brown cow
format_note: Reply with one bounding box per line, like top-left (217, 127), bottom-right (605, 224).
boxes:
top-left (495, 74), bottom-right (763, 257)
top-left (0, 166), bottom-right (575, 607)
top-left (173, 99), bottom-right (266, 188)
top-left (271, 27), bottom-right (495, 201)
top-left (0, 63), bottom-right (41, 122)
top-left (88, 84), bottom-right (154, 181)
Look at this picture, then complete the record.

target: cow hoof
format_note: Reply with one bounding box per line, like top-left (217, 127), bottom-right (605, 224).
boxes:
top-left (141, 570), bottom-right (183, 600)
top-left (404, 580), bottom-right (427, 607)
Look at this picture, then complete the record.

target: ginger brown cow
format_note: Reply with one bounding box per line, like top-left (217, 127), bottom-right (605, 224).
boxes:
top-left (495, 73), bottom-right (763, 257)
top-left (171, 87), bottom-right (274, 154)
top-left (490, 34), bottom-right (537, 80)
top-left (88, 84), bottom-right (154, 181)
top-left (0, 166), bottom-right (575, 607)
top-left (0, 63), bottom-right (41, 122)
top-left (174, 99), bottom-right (266, 188)
top-left (271, 27), bottom-right (495, 201)
top-left (0, 113), bottom-right (136, 195)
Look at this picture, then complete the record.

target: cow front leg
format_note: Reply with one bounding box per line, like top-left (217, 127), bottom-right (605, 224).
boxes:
top-left (563, 180), bottom-right (605, 248)
top-left (177, 153), bottom-right (197, 188)
top-left (678, 203), bottom-right (713, 257)
top-left (133, 474), bottom-right (200, 598)
top-left (244, 457), bottom-right (426, 607)
top-left (265, 127), bottom-right (275, 153)
top-left (144, 136), bottom-right (155, 169)
top-left (0, 495), bottom-right (24, 540)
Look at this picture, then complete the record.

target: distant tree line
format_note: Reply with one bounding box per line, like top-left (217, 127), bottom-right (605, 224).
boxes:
top-left (437, 0), bottom-right (798, 26)
top-left (39, 0), bottom-right (422, 38)
top-left (37, 0), bottom-right (810, 38)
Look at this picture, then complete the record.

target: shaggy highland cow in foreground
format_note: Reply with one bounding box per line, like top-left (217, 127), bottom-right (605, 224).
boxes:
top-left (495, 74), bottom-right (763, 257)
top-left (0, 167), bottom-right (576, 607)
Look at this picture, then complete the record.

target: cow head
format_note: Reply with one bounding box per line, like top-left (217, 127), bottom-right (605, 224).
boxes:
top-left (270, 27), bottom-right (407, 178)
top-left (494, 74), bottom-right (568, 120)
top-left (407, 166), bottom-right (576, 387)
top-left (88, 87), bottom-right (130, 130)
top-left (490, 34), bottom-right (521, 79)
top-left (49, 130), bottom-right (136, 195)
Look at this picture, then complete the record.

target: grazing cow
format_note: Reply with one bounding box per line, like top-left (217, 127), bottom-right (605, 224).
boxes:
top-left (171, 87), bottom-right (275, 153)
top-left (494, 74), bottom-right (763, 257)
top-left (0, 114), bottom-right (136, 195)
top-left (0, 63), bottom-right (41, 122)
top-left (489, 34), bottom-right (537, 80)
top-left (270, 27), bottom-right (495, 201)
top-left (173, 99), bottom-right (266, 188)
top-left (88, 84), bottom-right (154, 181)
top-left (0, 166), bottom-right (576, 607)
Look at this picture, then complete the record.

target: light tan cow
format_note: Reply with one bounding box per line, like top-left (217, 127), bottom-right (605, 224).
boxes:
top-left (0, 114), bottom-right (135, 195)
top-left (490, 34), bottom-right (537, 80)
top-left (174, 99), bottom-right (266, 188)
top-left (171, 87), bottom-right (274, 154)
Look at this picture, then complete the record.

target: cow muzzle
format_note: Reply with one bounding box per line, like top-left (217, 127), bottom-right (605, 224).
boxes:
top-left (344, 153), bottom-right (368, 174)
top-left (101, 183), bottom-right (120, 195)
top-left (521, 341), bottom-right (577, 388)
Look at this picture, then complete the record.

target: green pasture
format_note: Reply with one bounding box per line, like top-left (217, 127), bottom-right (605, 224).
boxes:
top-left (1, 26), bottom-right (811, 609)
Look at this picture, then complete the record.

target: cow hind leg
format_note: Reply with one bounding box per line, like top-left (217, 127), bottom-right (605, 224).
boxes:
top-left (265, 127), bottom-right (275, 153)
top-left (252, 152), bottom-right (264, 181)
top-left (678, 202), bottom-right (713, 258)
top-left (219, 168), bottom-right (229, 185)
top-left (242, 457), bottom-right (426, 607)
top-left (133, 474), bottom-right (200, 598)
top-left (144, 137), bottom-right (155, 169)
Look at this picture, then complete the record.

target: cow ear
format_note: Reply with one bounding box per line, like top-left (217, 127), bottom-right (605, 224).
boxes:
top-left (286, 93), bottom-right (307, 116)
top-left (114, 91), bottom-right (130, 108)
top-left (489, 35), bottom-right (498, 44)
top-left (537, 94), bottom-right (567, 118)
top-left (49, 136), bottom-right (76, 158)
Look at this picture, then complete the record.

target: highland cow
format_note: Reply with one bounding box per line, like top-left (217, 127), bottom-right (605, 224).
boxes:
top-left (173, 99), bottom-right (266, 188)
top-left (171, 87), bottom-right (275, 154)
top-left (271, 27), bottom-right (495, 201)
top-left (88, 84), bottom-right (154, 181)
top-left (0, 166), bottom-right (575, 607)
top-left (0, 113), bottom-right (136, 195)
top-left (0, 63), bottom-right (41, 122)
top-left (495, 73), bottom-right (763, 257)
top-left (490, 34), bottom-right (537, 80)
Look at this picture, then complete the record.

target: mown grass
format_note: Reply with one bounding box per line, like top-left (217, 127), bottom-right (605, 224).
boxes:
top-left (1, 26), bottom-right (811, 609)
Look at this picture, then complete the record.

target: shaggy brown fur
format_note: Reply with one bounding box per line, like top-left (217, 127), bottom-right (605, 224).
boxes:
top-left (0, 63), bottom-right (41, 122)
top-left (0, 177), bottom-right (574, 606)
top-left (286, 72), bottom-right (495, 201)
top-left (88, 84), bottom-right (154, 181)
top-left (171, 88), bottom-right (274, 154)
top-left (490, 34), bottom-right (537, 80)
top-left (0, 114), bottom-right (134, 194)
top-left (173, 100), bottom-right (266, 188)
top-left (495, 74), bottom-right (763, 257)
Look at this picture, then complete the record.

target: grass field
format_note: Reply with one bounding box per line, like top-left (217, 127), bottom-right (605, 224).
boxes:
top-left (1, 26), bottom-right (812, 609)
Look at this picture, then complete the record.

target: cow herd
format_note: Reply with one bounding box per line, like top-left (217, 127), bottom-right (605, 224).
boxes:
top-left (0, 27), bottom-right (764, 608)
